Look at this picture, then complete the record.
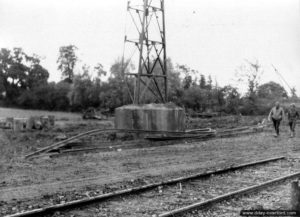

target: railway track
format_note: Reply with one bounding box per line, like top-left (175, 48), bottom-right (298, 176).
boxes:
top-left (5, 156), bottom-right (298, 217)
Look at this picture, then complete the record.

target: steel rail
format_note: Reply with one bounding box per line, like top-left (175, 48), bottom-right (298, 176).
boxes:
top-left (144, 131), bottom-right (215, 141)
top-left (24, 129), bottom-right (116, 159)
top-left (24, 124), bottom-right (266, 159)
top-left (44, 128), bottom-right (259, 156)
top-left (41, 129), bottom-right (258, 157)
top-left (158, 170), bottom-right (300, 217)
top-left (24, 128), bottom-right (216, 159)
top-left (5, 156), bottom-right (285, 217)
top-left (145, 127), bottom-right (264, 141)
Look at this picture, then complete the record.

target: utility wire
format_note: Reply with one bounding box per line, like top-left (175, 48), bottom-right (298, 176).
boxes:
top-left (271, 64), bottom-right (293, 94)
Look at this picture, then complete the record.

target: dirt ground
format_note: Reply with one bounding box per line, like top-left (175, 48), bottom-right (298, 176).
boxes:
top-left (0, 113), bottom-right (299, 216)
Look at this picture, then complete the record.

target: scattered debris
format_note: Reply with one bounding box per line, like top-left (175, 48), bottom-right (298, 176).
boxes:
top-left (0, 115), bottom-right (55, 131)
top-left (191, 112), bottom-right (219, 118)
top-left (158, 186), bottom-right (163, 194)
top-left (82, 107), bottom-right (107, 120)
top-left (55, 134), bottom-right (68, 141)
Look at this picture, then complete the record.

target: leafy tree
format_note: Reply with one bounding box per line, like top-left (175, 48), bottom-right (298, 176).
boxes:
top-left (52, 81), bottom-right (71, 110)
top-left (57, 45), bottom-right (78, 83)
top-left (94, 63), bottom-right (107, 77)
top-left (207, 75), bottom-right (213, 90)
top-left (69, 67), bottom-right (94, 110)
top-left (182, 86), bottom-right (202, 111)
top-left (177, 64), bottom-right (193, 89)
top-left (99, 58), bottom-right (134, 111)
top-left (0, 48), bottom-right (48, 103)
top-left (236, 59), bottom-right (263, 114)
top-left (236, 59), bottom-right (263, 98)
top-left (167, 59), bottom-right (182, 104)
top-left (212, 87), bottom-right (225, 110)
top-left (221, 85), bottom-right (241, 114)
top-left (183, 75), bottom-right (192, 89)
top-left (291, 87), bottom-right (298, 98)
top-left (182, 87), bottom-right (211, 112)
top-left (257, 81), bottom-right (288, 99)
top-left (199, 74), bottom-right (206, 89)
top-left (17, 81), bottom-right (71, 110)
top-left (27, 64), bottom-right (49, 89)
top-left (0, 48), bottom-right (27, 100)
top-left (1, 46), bottom-right (282, 116)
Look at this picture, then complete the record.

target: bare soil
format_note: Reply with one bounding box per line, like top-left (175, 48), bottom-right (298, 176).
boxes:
top-left (0, 112), bottom-right (299, 216)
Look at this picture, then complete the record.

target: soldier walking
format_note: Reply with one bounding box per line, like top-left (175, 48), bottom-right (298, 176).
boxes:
top-left (268, 101), bottom-right (285, 137)
top-left (287, 103), bottom-right (299, 138)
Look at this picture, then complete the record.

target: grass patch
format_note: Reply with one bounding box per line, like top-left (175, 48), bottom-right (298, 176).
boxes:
top-left (0, 107), bottom-right (81, 121)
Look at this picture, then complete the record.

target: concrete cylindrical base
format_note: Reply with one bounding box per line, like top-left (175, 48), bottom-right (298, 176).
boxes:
top-left (33, 116), bottom-right (42, 130)
top-left (13, 119), bottom-right (25, 132)
top-left (115, 103), bottom-right (185, 132)
top-left (26, 116), bottom-right (35, 130)
top-left (41, 116), bottom-right (50, 129)
top-left (48, 115), bottom-right (55, 127)
top-left (6, 117), bottom-right (14, 129)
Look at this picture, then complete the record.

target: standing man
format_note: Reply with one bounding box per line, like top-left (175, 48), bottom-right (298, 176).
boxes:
top-left (287, 103), bottom-right (299, 138)
top-left (268, 101), bottom-right (285, 137)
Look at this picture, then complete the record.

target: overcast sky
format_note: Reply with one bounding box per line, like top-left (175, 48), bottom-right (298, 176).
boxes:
top-left (0, 0), bottom-right (299, 93)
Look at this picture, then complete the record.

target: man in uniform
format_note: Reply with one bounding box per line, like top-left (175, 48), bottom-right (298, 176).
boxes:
top-left (287, 103), bottom-right (299, 137)
top-left (268, 101), bottom-right (285, 137)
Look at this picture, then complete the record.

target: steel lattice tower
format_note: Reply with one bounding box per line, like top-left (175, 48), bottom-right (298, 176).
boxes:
top-left (124, 0), bottom-right (168, 104)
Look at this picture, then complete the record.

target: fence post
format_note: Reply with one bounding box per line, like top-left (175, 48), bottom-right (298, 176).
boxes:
top-left (291, 181), bottom-right (300, 211)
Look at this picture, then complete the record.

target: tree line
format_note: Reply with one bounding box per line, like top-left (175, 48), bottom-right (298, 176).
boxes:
top-left (0, 46), bottom-right (297, 115)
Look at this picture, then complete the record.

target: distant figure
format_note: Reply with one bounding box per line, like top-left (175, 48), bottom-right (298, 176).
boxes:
top-left (268, 101), bottom-right (285, 137)
top-left (287, 103), bottom-right (299, 138)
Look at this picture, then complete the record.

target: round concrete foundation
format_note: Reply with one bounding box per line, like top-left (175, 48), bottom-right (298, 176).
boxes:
top-left (115, 103), bottom-right (185, 132)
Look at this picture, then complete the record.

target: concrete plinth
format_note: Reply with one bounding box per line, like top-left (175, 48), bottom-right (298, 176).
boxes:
top-left (115, 103), bottom-right (185, 132)
top-left (13, 119), bottom-right (25, 132)
top-left (48, 115), bottom-right (55, 127)
top-left (41, 116), bottom-right (50, 129)
top-left (26, 116), bottom-right (35, 130)
top-left (6, 117), bottom-right (14, 129)
top-left (33, 116), bottom-right (42, 130)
